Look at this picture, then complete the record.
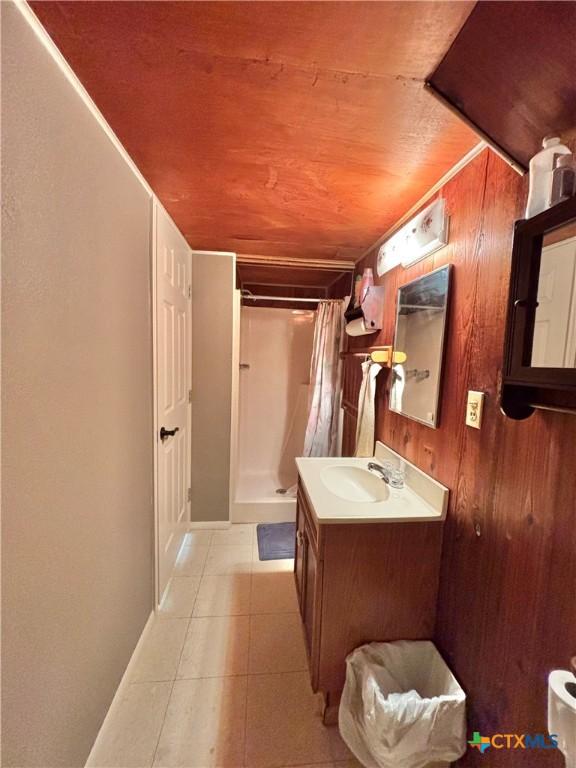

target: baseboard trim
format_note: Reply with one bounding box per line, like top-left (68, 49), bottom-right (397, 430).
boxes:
top-left (84, 610), bottom-right (155, 767)
top-left (188, 521), bottom-right (231, 530)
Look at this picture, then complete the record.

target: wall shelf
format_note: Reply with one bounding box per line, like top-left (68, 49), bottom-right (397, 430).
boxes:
top-left (340, 345), bottom-right (407, 367)
top-left (344, 285), bottom-right (385, 336)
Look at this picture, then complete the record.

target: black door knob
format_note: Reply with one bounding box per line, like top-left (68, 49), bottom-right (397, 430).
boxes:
top-left (160, 426), bottom-right (180, 441)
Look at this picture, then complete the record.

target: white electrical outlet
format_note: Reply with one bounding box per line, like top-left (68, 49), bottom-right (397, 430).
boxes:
top-left (466, 391), bottom-right (484, 429)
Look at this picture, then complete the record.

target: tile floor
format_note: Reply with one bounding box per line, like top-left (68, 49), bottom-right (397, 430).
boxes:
top-left (87, 524), bottom-right (359, 768)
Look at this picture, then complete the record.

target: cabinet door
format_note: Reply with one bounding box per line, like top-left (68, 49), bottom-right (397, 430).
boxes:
top-left (303, 524), bottom-right (317, 656)
top-left (294, 500), bottom-right (306, 614)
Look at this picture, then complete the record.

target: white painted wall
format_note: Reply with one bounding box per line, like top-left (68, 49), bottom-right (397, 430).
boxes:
top-left (190, 251), bottom-right (236, 522)
top-left (2, 4), bottom-right (155, 765)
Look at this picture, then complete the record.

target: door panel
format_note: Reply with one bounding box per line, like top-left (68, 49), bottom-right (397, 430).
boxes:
top-left (156, 203), bottom-right (191, 603)
top-left (295, 499), bottom-right (306, 614)
top-left (303, 525), bottom-right (317, 657)
top-left (304, 529), bottom-right (317, 656)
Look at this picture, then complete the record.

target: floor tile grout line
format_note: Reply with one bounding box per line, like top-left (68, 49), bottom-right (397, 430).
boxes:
top-left (175, 666), bottom-right (309, 682)
top-left (137, 667), bottom-right (313, 686)
top-left (149, 630), bottom-right (192, 763)
top-left (150, 535), bottom-right (207, 768)
top-left (149, 616), bottom-right (192, 767)
top-left (149, 527), bottom-right (298, 767)
top-left (243, 530), bottom-right (256, 768)
top-left (244, 531), bottom-right (256, 768)
top-left (243, 576), bottom-right (253, 768)
top-left (134, 664), bottom-right (310, 686)
top-left (180, 525), bottom-right (253, 767)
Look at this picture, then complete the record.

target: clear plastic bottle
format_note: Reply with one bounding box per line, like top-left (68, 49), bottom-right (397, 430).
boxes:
top-left (550, 154), bottom-right (576, 206)
top-left (525, 136), bottom-right (571, 218)
top-left (359, 267), bottom-right (374, 304)
top-left (353, 274), bottom-right (362, 307)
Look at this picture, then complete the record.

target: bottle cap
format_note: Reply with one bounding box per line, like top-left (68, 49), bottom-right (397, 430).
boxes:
top-left (543, 136), bottom-right (562, 148)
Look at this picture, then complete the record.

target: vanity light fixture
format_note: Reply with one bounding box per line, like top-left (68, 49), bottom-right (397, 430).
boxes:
top-left (377, 198), bottom-right (450, 275)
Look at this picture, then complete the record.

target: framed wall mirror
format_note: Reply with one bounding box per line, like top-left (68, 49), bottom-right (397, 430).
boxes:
top-left (502, 197), bottom-right (576, 419)
top-left (389, 265), bottom-right (451, 428)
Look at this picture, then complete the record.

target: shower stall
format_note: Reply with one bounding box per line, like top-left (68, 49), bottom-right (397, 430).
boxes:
top-left (231, 305), bottom-right (315, 522)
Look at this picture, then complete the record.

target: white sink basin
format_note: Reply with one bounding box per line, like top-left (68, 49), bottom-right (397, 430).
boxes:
top-left (320, 465), bottom-right (389, 503)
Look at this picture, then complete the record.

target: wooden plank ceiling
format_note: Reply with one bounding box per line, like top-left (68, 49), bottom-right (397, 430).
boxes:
top-left (32, 1), bottom-right (478, 290)
top-left (236, 259), bottom-right (353, 309)
top-left (429, 1), bottom-right (576, 171)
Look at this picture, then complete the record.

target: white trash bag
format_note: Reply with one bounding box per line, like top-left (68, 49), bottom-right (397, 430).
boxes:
top-left (339, 641), bottom-right (466, 768)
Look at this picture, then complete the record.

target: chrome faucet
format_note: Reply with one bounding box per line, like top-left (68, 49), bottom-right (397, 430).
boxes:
top-left (367, 461), bottom-right (390, 484)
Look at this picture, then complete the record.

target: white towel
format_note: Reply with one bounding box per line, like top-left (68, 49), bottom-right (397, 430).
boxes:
top-left (389, 363), bottom-right (405, 413)
top-left (355, 361), bottom-right (382, 457)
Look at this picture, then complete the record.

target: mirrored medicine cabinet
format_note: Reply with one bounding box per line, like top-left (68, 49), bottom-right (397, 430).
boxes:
top-left (502, 197), bottom-right (576, 419)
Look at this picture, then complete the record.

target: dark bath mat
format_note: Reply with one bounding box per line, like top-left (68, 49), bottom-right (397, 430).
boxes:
top-left (256, 522), bottom-right (296, 560)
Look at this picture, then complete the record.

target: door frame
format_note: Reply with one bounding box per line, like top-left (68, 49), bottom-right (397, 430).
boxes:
top-left (152, 199), bottom-right (192, 608)
top-left (229, 287), bottom-right (241, 521)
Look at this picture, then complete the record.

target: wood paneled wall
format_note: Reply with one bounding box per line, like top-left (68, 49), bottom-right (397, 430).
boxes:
top-left (345, 149), bottom-right (576, 767)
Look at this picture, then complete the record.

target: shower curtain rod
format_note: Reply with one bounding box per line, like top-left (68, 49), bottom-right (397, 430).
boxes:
top-left (241, 291), bottom-right (340, 304)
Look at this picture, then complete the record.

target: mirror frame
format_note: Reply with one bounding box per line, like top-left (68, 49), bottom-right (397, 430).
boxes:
top-left (502, 196), bottom-right (576, 418)
top-left (390, 264), bottom-right (452, 429)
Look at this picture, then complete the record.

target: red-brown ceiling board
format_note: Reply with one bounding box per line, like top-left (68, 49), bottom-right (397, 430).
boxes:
top-left (429, 1), bottom-right (576, 170)
top-left (31, 1), bottom-right (478, 262)
top-left (237, 264), bottom-right (347, 290)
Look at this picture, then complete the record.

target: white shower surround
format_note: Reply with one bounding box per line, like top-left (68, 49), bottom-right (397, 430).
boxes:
top-left (232, 306), bottom-right (315, 523)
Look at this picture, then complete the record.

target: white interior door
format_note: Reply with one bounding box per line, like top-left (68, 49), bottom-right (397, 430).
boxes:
top-left (532, 236), bottom-right (576, 367)
top-left (155, 202), bottom-right (191, 603)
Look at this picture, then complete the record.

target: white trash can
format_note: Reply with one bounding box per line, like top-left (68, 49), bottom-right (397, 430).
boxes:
top-left (339, 641), bottom-right (466, 768)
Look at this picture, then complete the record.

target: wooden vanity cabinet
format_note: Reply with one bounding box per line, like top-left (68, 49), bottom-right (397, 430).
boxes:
top-left (294, 480), bottom-right (444, 722)
top-left (295, 486), bottom-right (321, 687)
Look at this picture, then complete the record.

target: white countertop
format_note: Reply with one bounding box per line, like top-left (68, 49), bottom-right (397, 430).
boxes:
top-left (295, 442), bottom-right (449, 525)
